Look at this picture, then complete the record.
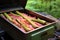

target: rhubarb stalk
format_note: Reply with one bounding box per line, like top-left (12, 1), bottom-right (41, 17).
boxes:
top-left (17, 19), bottom-right (31, 31)
top-left (32, 18), bottom-right (46, 24)
top-left (16, 11), bottom-right (39, 28)
top-left (4, 13), bottom-right (13, 21)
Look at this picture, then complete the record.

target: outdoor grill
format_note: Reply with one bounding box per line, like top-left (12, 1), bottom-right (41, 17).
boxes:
top-left (0, 0), bottom-right (57, 40)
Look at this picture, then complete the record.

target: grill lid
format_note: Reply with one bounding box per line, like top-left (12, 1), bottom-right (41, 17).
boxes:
top-left (0, 0), bottom-right (27, 11)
